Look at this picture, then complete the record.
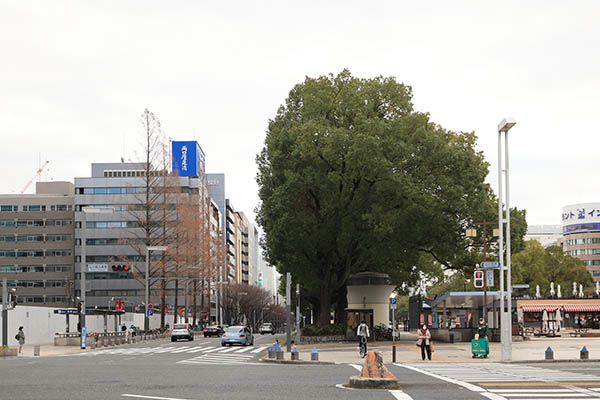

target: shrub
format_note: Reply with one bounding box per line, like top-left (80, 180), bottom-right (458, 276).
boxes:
top-left (302, 323), bottom-right (344, 336)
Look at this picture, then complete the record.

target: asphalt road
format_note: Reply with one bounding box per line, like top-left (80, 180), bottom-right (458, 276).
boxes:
top-left (4, 334), bottom-right (600, 400)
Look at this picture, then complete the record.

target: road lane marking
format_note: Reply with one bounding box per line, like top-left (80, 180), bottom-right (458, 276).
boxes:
top-left (235, 346), bottom-right (253, 353)
top-left (489, 389), bottom-right (576, 393)
top-left (203, 347), bottom-right (223, 353)
top-left (395, 364), bottom-right (485, 392)
top-left (186, 346), bottom-right (209, 353)
top-left (388, 390), bottom-right (413, 400)
top-left (479, 394), bottom-right (507, 400)
top-left (170, 346), bottom-right (193, 353)
top-left (218, 347), bottom-right (239, 353)
top-left (122, 394), bottom-right (194, 400)
top-left (250, 345), bottom-right (269, 354)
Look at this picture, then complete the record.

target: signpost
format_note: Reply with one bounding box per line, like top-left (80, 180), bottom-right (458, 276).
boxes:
top-left (390, 297), bottom-right (397, 342)
top-left (80, 326), bottom-right (87, 349)
top-left (486, 270), bottom-right (494, 287)
top-left (481, 261), bottom-right (500, 269)
top-left (147, 304), bottom-right (153, 317)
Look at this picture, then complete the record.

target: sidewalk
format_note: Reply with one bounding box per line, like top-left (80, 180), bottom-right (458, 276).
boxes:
top-left (285, 332), bottom-right (600, 364)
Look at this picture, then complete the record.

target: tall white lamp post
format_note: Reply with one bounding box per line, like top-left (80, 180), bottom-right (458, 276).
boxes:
top-left (80, 206), bottom-right (113, 349)
top-left (145, 246), bottom-right (167, 332)
top-left (497, 118), bottom-right (516, 361)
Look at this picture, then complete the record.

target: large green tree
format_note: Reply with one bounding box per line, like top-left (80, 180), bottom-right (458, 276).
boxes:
top-left (257, 70), bottom-right (503, 325)
top-left (512, 240), bottom-right (593, 296)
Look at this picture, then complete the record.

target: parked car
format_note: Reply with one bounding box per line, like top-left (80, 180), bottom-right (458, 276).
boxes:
top-left (221, 325), bottom-right (254, 346)
top-left (259, 322), bottom-right (275, 335)
top-left (203, 325), bottom-right (224, 337)
top-left (171, 323), bottom-right (194, 342)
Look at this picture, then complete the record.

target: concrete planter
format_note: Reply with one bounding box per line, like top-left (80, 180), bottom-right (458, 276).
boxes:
top-left (300, 335), bottom-right (345, 344)
top-left (0, 348), bottom-right (18, 357)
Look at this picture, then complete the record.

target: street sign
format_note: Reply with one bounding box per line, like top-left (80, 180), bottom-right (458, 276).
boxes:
top-left (486, 269), bottom-right (494, 287)
top-left (87, 263), bottom-right (109, 272)
top-left (54, 309), bottom-right (78, 315)
top-left (188, 308), bottom-right (193, 315)
top-left (81, 326), bottom-right (87, 349)
top-left (147, 309), bottom-right (154, 317)
top-left (202, 289), bottom-right (208, 295)
top-left (390, 298), bottom-right (397, 310)
top-left (148, 304), bottom-right (153, 310)
top-left (481, 261), bottom-right (500, 269)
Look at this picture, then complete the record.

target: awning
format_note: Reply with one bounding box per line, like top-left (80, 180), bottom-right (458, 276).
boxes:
top-left (563, 305), bottom-right (600, 312)
top-left (521, 305), bottom-right (560, 312)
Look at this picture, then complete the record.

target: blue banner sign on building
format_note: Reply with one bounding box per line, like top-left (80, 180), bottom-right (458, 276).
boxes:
top-left (171, 141), bottom-right (205, 177)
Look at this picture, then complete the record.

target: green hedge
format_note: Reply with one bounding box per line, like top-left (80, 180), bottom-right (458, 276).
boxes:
top-left (302, 323), bottom-right (344, 336)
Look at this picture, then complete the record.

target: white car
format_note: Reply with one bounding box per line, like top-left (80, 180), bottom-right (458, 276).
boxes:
top-left (171, 323), bottom-right (194, 342)
top-left (260, 323), bottom-right (275, 335)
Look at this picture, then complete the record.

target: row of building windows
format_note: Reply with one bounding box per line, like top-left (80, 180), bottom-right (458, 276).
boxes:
top-left (77, 204), bottom-right (177, 212)
top-left (15, 296), bottom-right (68, 304)
top-left (74, 272), bottom-right (132, 280)
top-left (84, 221), bottom-right (141, 229)
top-left (81, 255), bottom-right (145, 262)
top-left (0, 219), bottom-right (72, 227)
top-left (0, 249), bottom-right (72, 258)
top-left (563, 238), bottom-right (600, 246)
top-left (0, 205), bottom-right (73, 212)
top-left (76, 187), bottom-right (198, 195)
top-left (585, 260), bottom-right (600, 266)
top-left (0, 234), bottom-right (72, 242)
top-left (0, 265), bottom-right (71, 273)
top-left (5, 280), bottom-right (69, 288)
top-left (568, 249), bottom-right (600, 256)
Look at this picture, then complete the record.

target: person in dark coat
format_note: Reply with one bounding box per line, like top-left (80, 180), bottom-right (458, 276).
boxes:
top-left (416, 325), bottom-right (432, 360)
top-left (16, 326), bottom-right (25, 354)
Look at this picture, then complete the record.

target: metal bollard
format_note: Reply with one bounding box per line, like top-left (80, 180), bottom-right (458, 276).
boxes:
top-left (581, 346), bottom-right (589, 360)
top-left (392, 344), bottom-right (396, 363)
top-left (545, 346), bottom-right (554, 360)
top-left (276, 347), bottom-right (284, 360)
top-left (311, 348), bottom-right (319, 361)
top-left (33, 345), bottom-right (40, 356)
top-left (291, 347), bottom-right (299, 361)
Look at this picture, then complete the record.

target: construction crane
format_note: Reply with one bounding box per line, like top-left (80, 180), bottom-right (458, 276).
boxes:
top-left (20, 161), bottom-right (50, 194)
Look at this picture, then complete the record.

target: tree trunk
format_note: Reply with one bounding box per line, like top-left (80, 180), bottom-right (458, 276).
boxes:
top-left (174, 277), bottom-right (179, 325)
top-left (318, 279), bottom-right (331, 326)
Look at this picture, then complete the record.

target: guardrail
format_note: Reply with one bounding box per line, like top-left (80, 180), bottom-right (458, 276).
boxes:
top-left (54, 330), bottom-right (170, 347)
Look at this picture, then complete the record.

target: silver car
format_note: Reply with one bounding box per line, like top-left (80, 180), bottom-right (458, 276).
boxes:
top-left (171, 323), bottom-right (194, 342)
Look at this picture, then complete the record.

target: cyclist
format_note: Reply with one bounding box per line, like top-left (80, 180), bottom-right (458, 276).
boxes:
top-left (357, 320), bottom-right (370, 356)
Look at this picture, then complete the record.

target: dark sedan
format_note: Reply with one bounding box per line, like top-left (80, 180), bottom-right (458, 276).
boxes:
top-left (203, 325), bottom-right (224, 337)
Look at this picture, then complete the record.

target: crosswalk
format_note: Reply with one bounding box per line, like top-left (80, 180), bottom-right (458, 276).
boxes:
top-left (74, 343), bottom-right (270, 366)
top-left (402, 362), bottom-right (600, 383)
top-left (398, 363), bottom-right (600, 400)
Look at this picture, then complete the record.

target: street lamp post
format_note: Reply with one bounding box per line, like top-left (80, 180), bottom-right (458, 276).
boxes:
top-left (497, 118), bottom-right (516, 362)
top-left (145, 246), bottom-right (167, 332)
top-left (80, 206), bottom-right (113, 349)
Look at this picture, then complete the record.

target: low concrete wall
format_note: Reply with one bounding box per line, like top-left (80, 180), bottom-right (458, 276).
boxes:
top-left (300, 335), bottom-right (345, 344)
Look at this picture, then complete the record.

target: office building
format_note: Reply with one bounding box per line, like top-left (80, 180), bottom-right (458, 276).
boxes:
top-left (559, 203), bottom-right (600, 281)
top-left (0, 182), bottom-right (75, 307)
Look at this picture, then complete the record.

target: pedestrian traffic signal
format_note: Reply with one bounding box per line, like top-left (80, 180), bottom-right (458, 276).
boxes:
top-left (77, 302), bottom-right (82, 313)
top-left (112, 264), bottom-right (129, 272)
top-left (474, 270), bottom-right (484, 288)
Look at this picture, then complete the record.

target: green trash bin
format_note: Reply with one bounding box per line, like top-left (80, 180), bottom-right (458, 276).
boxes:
top-left (471, 338), bottom-right (489, 358)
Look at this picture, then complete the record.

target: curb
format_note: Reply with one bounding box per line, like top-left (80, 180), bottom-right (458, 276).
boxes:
top-left (259, 358), bottom-right (335, 365)
top-left (507, 359), bottom-right (600, 364)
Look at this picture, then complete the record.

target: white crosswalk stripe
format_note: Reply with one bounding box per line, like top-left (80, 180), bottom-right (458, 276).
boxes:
top-left (398, 363), bottom-right (600, 400)
top-left (402, 363), bottom-right (600, 383)
top-left (178, 351), bottom-right (260, 366)
top-left (250, 345), bottom-right (270, 354)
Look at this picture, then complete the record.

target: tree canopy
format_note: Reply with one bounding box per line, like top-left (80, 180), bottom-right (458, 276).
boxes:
top-left (512, 240), bottom-right (593, 297)
top-left (256, 70), bottom-right (521, 325)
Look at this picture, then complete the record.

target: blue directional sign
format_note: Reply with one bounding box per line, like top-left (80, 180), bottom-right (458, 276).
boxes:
top-left (148, 304), bottom-right (153, 310)
top-left (187, 308), bottom-right (193, 315)
top-left (147, 309), bottom-right (154, 317)
top-left (481, 261), bottom-right (501, 269)
top-left (81, 326), bottom-right (87, 349)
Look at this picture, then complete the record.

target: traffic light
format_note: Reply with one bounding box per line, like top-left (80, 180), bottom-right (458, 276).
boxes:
top-left (112, 264), bottom-right (129, 272)
top-left (474, 270), bottom-right (484, 288)
top-left (258, 272), bottom-right (263, 286)
top-left (77, 302), bottom-right (82, 313)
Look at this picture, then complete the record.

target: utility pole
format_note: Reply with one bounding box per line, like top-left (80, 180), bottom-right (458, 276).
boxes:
top-left (296, 283), bottom-right (301, 345)
top-left (286, 272), bottom-right (291, 352)
top-left (184, 279), bottom-right (189, 324)
top-left (2, 278), bottom-right (8, 346)
top-left (467, 220), bottom-right (498, 323)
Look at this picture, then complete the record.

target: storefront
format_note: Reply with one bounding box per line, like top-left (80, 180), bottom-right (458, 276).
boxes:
top-left (518, 299), bottom-right (600, 331)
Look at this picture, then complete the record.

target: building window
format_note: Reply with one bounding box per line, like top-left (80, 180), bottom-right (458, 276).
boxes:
top-left (0, 205), bottom-right (17, 211)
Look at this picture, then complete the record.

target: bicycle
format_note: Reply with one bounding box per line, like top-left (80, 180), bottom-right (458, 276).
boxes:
top-left (359, 336), bottom-right (368, 358)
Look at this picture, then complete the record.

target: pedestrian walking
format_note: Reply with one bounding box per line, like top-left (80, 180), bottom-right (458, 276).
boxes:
top-left (16, 326), bottom-right (25, 354)
top-left (417, 324), bottom-right (431, 360)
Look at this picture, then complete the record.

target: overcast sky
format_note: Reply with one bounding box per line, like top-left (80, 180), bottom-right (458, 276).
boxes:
top-left (1, 1), bottom-right (598, 228)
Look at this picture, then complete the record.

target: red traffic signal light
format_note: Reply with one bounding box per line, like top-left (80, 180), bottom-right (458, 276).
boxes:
top-left (123, 265), bottom-right (129, 271)
top-left (112, 265), bottom-right (129, 272)
top-left (475, 271), bottom-right (483, 279)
